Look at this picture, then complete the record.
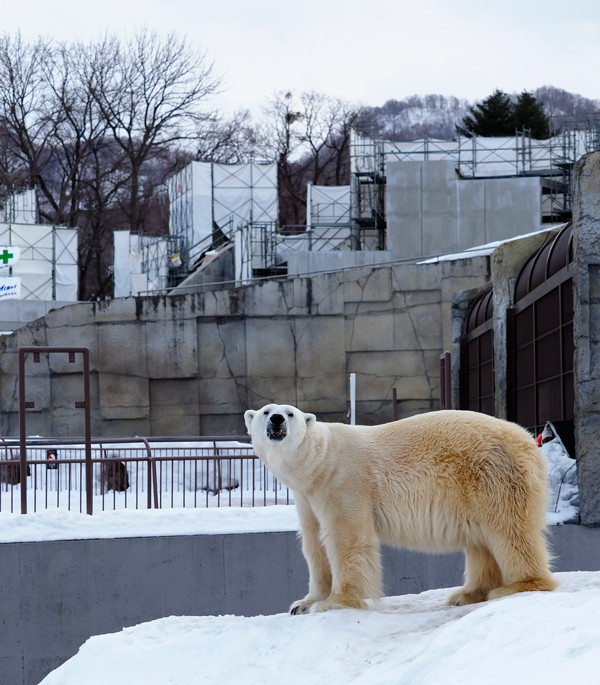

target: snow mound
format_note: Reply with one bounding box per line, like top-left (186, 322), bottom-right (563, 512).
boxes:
top-left (40, 571), bottom-right (600, 685)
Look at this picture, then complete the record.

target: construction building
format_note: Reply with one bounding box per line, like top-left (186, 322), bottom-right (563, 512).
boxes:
top-left (122, 118), bottom-right (600, 294)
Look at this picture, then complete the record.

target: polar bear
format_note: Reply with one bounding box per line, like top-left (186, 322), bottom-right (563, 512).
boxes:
top-left (244, 404), bottom-right (557, 614)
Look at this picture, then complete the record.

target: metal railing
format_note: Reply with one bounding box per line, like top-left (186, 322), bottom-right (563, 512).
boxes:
top-left (0, 436), bottom-right (292, 514)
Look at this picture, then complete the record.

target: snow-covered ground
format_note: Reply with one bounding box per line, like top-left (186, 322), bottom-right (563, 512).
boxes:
top-left (40, 572), bottom-right (600, 685)
top-left (2, 433), bottom-right (582, 684)
top-left (0, 504), bottom-right (300, 542)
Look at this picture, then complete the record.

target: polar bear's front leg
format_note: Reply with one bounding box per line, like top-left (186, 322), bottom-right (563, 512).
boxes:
top-left (290, 495), bottom-right (333, 615)
top-left (308, 503), bottom-right (382, 613)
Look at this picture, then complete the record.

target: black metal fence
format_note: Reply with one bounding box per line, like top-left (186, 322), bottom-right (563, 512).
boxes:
top-left (0, 436), bottom-right (292, 514)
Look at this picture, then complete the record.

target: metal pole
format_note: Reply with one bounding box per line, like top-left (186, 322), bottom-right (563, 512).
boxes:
top-left (18, 349), bottom-right (28, 515)
top-left (439, 351), bottom-right (452, 410)
top-left (83, 349), bottom-right (93, 515)
top-left (306, 182), bottom-right (313, 251)
top-left (349, 373), bottom-right (356, 425)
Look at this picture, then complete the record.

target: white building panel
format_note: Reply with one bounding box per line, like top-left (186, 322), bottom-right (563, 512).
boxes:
top-left (0, 222), bottom-right (78, 301)
top-left (167, 161), bottom-right (278, 265)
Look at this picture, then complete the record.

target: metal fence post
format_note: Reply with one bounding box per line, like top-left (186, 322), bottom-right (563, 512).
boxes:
top-left (18, 346), bottom-right (92, 514)
top-left (439, 351), bottom-right (452, 410)
top-left (141, 437), bottom-right (159, 509)
top-left (18, 348), bottom-right (28, 515)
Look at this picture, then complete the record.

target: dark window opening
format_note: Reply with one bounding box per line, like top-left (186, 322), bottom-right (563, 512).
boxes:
top-left (461, 288), bottom-right (495, 416)
top-left (508, 222), bottom-right (574, 435)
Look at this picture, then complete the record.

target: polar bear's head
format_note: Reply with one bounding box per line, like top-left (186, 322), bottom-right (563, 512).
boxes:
top-left (244, 404), bottom-right (316, 471)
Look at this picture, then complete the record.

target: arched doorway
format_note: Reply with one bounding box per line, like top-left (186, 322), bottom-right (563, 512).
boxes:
top-left (508, 222), bottom-right (574, 434)
top-left (461, 288), bottom-right (495, 416)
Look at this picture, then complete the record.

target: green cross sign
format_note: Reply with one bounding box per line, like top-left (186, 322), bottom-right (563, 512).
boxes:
top-left (0, 249), bottom-right (13, 265)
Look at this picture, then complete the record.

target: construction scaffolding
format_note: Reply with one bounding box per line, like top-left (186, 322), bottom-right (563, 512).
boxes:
top-left (306, 183), bottom-right (353, 251)
top-left (166, 161), bottom-right (278, 271)
top-left (113, 231), bottom-right (192, 296)
top-left (234, 221), bottom-right (282, 284)
top-left (0, 223), bottom-right (78, 301)
top-left (0, 188), bottom-right (37, 224)
top-left (350, 133), bottom-right (387, 250)
top-left (350, 115), bottom-right (600, 237)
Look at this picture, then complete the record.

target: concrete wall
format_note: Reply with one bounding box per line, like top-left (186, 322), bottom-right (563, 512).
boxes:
top-left (1, 525), bottom-right (598, 685)
top-left (0, 256), bottom-right (490, 437)
top-left (286, 249), bottom-right (405, 278)
top-left (385, 160), bottom-right (542, 259)
top-left (172, 243), bottom-right (236, 293)
top-left (0, 300), bottom-right (73, 335)
top-left (573, 152), bottom-right (600, 525)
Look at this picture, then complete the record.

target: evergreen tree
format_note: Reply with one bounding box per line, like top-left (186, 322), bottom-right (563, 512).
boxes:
top-left (458, 90), bottom-right (515, 137)
top-left (459, 89), bottom-right (551, 139)
top-left (513, 91), bottom-right (551, 139)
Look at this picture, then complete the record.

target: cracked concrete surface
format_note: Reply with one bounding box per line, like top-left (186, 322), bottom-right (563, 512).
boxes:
top-left (0, 256), bottom-right (490, 435)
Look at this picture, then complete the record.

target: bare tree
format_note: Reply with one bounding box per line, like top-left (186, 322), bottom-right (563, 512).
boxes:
top-left (85, 29), bottom-right (222, 234)
top-left (258, 91), bottom-right (308, 228)
top-left (257, 90), bottom-right (358, 228)
top-left (39, 41), bottom-right (114, 227)
top-left (195, 109), bottom-right (259, 163)
top-left (0, 30), bottom-right (224, 299)
top-left (298, 91), bottom-right (357, 186)
top-left (0, 33), bottom-right (55, 201)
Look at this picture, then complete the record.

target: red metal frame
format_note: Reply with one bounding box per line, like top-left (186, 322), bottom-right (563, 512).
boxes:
top-left (19, 347), bottom-right (92, 515)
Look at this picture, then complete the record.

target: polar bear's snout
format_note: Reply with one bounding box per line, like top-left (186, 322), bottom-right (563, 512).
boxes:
top-left (267, 413), bottom-right (287, 441)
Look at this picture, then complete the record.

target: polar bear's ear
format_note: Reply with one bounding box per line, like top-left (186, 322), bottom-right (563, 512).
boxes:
top-left (304, 412), bottom-right (317, 427)
top-left (244, 410), bottom-right (256, 433)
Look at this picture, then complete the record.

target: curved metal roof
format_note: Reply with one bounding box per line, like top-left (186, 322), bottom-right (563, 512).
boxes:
top-left (514, 222), bottom-right (573, 302)
top-left (466, 288), bottom-right (493, 333)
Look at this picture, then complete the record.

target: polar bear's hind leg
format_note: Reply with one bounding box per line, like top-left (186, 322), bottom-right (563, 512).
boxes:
top-left (447, 545), bottom-right (503, 606)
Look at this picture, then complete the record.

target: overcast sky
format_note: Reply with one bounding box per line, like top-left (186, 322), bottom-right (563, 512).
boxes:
top-left (3, 0), bottom-right (600, 116)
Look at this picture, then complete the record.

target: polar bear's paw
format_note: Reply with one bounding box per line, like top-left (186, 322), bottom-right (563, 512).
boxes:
top-left (290, 595), bottom-right (367, 614)
top-left (290, 598), bottom-right (316, 615)
top-left (310, 596), bottom-right (367, 613)
top-left (446, 588), bottom-right (488, 606)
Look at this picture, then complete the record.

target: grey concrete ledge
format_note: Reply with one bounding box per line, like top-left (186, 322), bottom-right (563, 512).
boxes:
top-left (1, 524), bottom-right (597, 685)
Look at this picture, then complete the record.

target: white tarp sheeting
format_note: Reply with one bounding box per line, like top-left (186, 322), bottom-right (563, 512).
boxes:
top-left (0, 276), bottom-right (21, 300)
top-left (0, 245), bottom-right (20, 270)
top-left (113, 231), bottom-right (170, 297)
top-left (1, 189), bottom-right (37, 224)
top-left (307, 184), bottom-right (350, 227)
top-left (0, 223), bottom-right (78, 301)
top-left (54, 228), bottom-right (78, 301)
top-left (304, 184), bottom-right (352, 252)
top-left (167, 161), bottom-right (278, 265)
top-left (113, 231), bottom-right (131, 298)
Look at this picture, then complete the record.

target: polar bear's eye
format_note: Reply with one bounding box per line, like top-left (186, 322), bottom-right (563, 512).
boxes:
top-left (263, 410), bottom-right (269, 415)
top-left (286, 412), bottom-right (294, 418)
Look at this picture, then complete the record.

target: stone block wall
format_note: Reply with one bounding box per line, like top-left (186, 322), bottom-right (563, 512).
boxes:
top-left (0, 257), bottom-right (490, 437)
top-left (572, 151), bottom-right (600, 525)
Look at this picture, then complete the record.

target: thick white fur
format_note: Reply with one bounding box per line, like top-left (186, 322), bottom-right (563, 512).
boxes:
top-left (244, 405), bottom-right (557, 614)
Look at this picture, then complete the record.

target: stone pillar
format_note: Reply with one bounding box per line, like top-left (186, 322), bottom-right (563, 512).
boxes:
top-left (572, 151), bottom-right (600, 526)
top-left (491, 231), bottom-right (552, 419)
